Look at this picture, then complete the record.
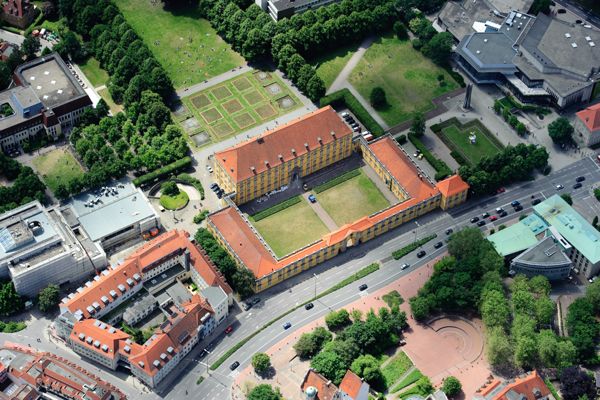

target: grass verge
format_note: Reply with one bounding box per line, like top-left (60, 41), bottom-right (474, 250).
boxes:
top-left (391, 369), bottom-right (423, 393)
top-left (392, 234), bottom-right (437, 260)
top-left (250, 196), bottom-right (301, 221)
top-left (210, 262), bottom-right (380, 370)
top-left (314, 169), bottom-right (361, 193)
top-left (381, 352), bottom-right (413, 389)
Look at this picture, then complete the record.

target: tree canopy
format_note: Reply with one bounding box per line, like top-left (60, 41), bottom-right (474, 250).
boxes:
top-left (38, 284), bottom-right (60, 313)
top-left (247, 384), bottom-right (282, 400)
top-left (548, 117), bottom-right (574, 146)
top-left (251, 353), bottom-right (271, 375)
top-left (370, 87), bottom-right (387, 109)
top-left (442, 376), bottom-right (462, 397)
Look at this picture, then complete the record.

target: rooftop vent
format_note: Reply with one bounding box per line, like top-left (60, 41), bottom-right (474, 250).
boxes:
top-left (476, 50), bottom-right (481, 54)
top-left (101, 296), bottom-right (109, 304)
top-left (153, 360), bottom-right (161, 368)
top-left (565, 33), bottom-right (571, 38)
top-left (167, 346), bottom-right (174, 354)
top-left (86, 337), bottom-right (93, 344)
top-left (93, 340), bottom-right (101, 348)
top-left (571, 42), bottom-right (578, 48)
top-left (484, 38), bottom-right (488, 43)
top-left (278, 154), bottom-right (283, 161)
top-left (590, 42), bottom-right (596, 47)
top-left (250, 166), bottom-right (256, 174)
top-left (586, 36), bottom-right (592, 41)
top-left (160, 353), bottom-right (168, 360)
top-left (101, 344), bottom-right (109, 352)
top-left (78, 333), bottom-right (85, 341)
top-left (124, 345), bottom-right (131, 353)
top-left (138, 361), bottom-right (144, 368)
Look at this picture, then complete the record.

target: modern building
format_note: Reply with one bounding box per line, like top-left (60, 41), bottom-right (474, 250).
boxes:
top-left (0, 201), bottom-right (105, 298)
top-left (488, 195), bottom-right (600, 280)
top-left (0, 343), bottom-right (126, 400)
top-left (214, 106), bottom-right (354, 205)
top-left (474, 370), bottom-right (554, 400)
top-left (209, 109), bottom-right (469, 292)
top-left (56, 230), bottom-right (232, 388)
top-left (1, 0), bottom-right (38, 29)
top-left (301, 369), bottom-right (369, 400)
top-left (574, 103), bottom-right (600, 147)
top-left (0, 53), bottom-right (92, 153)
top-left (255, 0), bottom-right (339, 21)
top-left (455, 12), bottom-right (600, 108)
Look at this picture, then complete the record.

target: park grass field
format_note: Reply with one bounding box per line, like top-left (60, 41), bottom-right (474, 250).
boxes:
top-left (348, 35), bottom-right (459, 126)
top-left (313, 43), bottom-right (359, 90)
top-left (181, 70), bottom-right (301, 144)
top-left (440, 124), bottom-right (503, 165)
top-left (32, 148), bottom-right (84, 193)
top-left (316, 169), bottom-right (390, 227)
top-left (78, 57), bottom-right (108, 88)
top-left (159, 191), bottom-right (189, 210)
top-left (98, 88), bottom-right (123, 114)
top-left (250, 200), bottom-right (330, 257)
top-left (116, 0), bottom-right (244, 89)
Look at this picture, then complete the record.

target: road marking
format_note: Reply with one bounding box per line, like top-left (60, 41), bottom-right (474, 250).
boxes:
top-left (359, 291), bottom-right (369, 298)
top-left (229, 371), bottom-right (240, 378)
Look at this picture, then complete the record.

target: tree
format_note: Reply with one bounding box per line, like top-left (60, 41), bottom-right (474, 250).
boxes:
top-left (0, 62), bottom-right (11, 90)
top-left (294, 327), bottom-right (332, 358)
top-left (535, 297), bottom-right (556, 327)
top-left (161, 181), bottom-right (179, 196)
top-left (559, 366), bottom-right (596, 400)
top-left (422, 32), bottom-right (454, 65)
top-left (548, 117), bottom-right (574, 146)
top-left (325, 309), bottom-right (351, 331)
top-left (21, 36), bottom-right (41, 60)
top-left (306, 74), bottom-right (326, 102)
top-left (350, 354), bottom-right (383, 386)
top-left (247, 384), bottom-right (281, 400)
top-left (561, 193), bottom-right (573, 205)
top-left (529, 0), bottom-right (552, 15)
top-left (393, 21), bottom-right (408, 40)
top-left (585, 280), bottom-right (600, 313)
top-left (251, 352), bottom-right (271, 375)
top-left (486, 327), bottom-right (512, 367)
top-left (310, 351), bottom-right (348, 385)
top-left (370, 87), bottom-right (387, 109)
top-left (0, 281), bottom-right (23, 316)
top-left (55, 183), bottom-right (70, 200)
top-left (442, 376), bottom-right (462, 397)
top-left (38, 284), bottom-right (60, 312)
top-left (410, 112), bottom-right (426, 137)
top-left (54, 31), bottom-right (84, 61)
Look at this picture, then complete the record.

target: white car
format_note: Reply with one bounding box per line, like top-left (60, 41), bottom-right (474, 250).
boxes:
top-left (206, 165), bottom-right (213, 173)
top-left (401, 263), bottom-right (410, 270)
top-left (555, 184), bottom-right (564, 190)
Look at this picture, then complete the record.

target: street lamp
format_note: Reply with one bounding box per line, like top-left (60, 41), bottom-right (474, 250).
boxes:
top-left (200, 349), bottom-right (211, 375)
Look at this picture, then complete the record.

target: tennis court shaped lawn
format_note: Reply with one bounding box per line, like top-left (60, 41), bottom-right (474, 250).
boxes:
top-left (316, 169), bottom-right (390, 227)
top-left (116, 0), bottom-right (244, 89)
top-left (250, 199), bottom-right (330, 257)
top-left (32, 148), bottom-right (84, 194)
top-left (434, 119), bottom-right (504, 165)
top-left (348, 35), bottom-right (459, 126)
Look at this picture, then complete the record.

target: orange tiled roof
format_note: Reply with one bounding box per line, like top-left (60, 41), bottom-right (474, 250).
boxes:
top-left (69, 319), bottom-right (133, 360)
top-left (436, 174), bottom-right (469, 197)
top-left (486, 371), bottom-right (552, 400)
top-left (339, 370), bottom-right (365, 399)
top-left (576, 103), bottom-right (600, 132)
top-left (215, 106), bottom-right (352, 183)
top-left (300, 369), bottom-right (338, 400)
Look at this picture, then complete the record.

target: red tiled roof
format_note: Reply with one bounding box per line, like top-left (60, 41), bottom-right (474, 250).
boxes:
top-left (485, 371), bottom-right (552, 400)
top-left (576, 103), bottom-right (600, 132)
top-left (215, 106), bottom-right (352, 183)
top-left (69, 319), bottom-right (132, 360)
top-left (339, 370), bottom-right (364, 399)
top-left (300, 369), bottom-right (338, 400)
top-left (436, 174), bottom-right (469, 197)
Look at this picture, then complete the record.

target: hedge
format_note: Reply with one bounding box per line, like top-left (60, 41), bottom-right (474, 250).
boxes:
top-left (250, 196), bottom-right (301, 222)
top-left (407, 133), bottom-right (452, 181)
top-left (132, 156), bottom-right (192, 187)
top-left (176, 173), bottom-right (205, 200)
top-left (314, 169), bottom-right (361, 193)
top-left (320, 89), bottom-right (385, 137)
top-left (396, 134), bottom-right (407, 145)
top-left (392, 234), bottom-right (437, 260)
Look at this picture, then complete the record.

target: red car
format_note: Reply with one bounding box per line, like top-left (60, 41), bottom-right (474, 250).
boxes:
top-left (225, 326), bottom-right (233, 334)
top-left (489, 216), bottom-right (498, 221)
top-left (496, 187), bottom-right (506, 194)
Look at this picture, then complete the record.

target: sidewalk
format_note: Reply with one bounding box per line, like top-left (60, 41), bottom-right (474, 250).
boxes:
top-left (175, 65), bottom-right (252, 98)
top-left (328, 35), bottom-right (376, 94)
top-left (303, 192), bottom-right (338, 231)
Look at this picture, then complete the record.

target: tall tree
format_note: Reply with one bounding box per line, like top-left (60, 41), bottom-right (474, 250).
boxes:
top-left (548, 117), bottom-right (574, 146)
top-left (21, 36), bottom-right (41, 60)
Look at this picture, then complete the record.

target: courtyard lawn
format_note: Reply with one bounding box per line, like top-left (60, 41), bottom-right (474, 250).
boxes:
top-left (160, 191), bottom-right (189, 210)
top-left (116, 0), bottom-right (244, 89)
top-left (98, 88), bottom-right (123, 114)
top-left (32, 148), bottom-right (84, 194)
top-left (313, 43), bottom-right (359, 90)
top-left (432, 119), bottom-right (504, 165)
top-left (381, 351), bottom-right (414, 389)
top-left (78, 57), bottom-right (108, 88)
top-left (250, 200), bottom-right (330, 257)
top-left (181, 70), bottom-right (301, 144)
top-left (348, 34), bottom-right (459, 126)
top-left (316, 169), bottom-right (389, 227)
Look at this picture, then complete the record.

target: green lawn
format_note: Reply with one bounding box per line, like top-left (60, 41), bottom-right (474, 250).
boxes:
top-left (181, 70), bottom-right (301, 144)
top-left (250, 199), bottom-right (330, 257)
top-left (391, 369), bottom-right (424, 392)
top-left (116, 0), bottom-right (244, 89)
top-left (313, 43), bottom-right (359, 90)
top-left (440, 123), bottom-right (503, 165)
top-left (160, 191), bottom-right (189, 210)
top-left (381, 351), bottom-right (413, 389)
top-left (348, 35), bottom-right (459, 126)
top-left (316, 169), bottom-right (390, 227)
top-left (32, 148), bottom-right (84, 194)
top-left (78, 57), bottom-right (109, 88)
top-left (98, 88), bottom-right (123, 114)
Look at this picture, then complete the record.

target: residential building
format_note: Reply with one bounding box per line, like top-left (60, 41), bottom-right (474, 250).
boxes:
top-left (301, 369), bottom-right (369, 400)
top-left (1, 0), bottom-right (38, 29)
top-left (574, 103), bottom-right (600, 147)
top-left (0, 201), bottom-right (105, 298)
top-left (255, 0), bottom-right (340, 21)
top-left (0, 343), bottom-right (126, 400)
top-left (214, 106), bottom-right (354, 205)
top-left (209, 116), bottom-right (469, 292)
top-left (1, 53), bottom-right (92, 153)
top-left (56, 230), bottom-right (232, 388)
top-left (474, 370), bottom-right (554, 400)
top-left (455, 12), bottom-right (600, 109)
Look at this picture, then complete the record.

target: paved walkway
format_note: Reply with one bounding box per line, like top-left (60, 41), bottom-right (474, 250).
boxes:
top-left (303, 192), bottom-right (338, 231)
top-left (328, 35), bottom-right (376, 94)
top-left (361, 165), bottom-right (398, 204)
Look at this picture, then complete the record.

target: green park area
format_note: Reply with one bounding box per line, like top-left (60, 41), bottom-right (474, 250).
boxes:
top-left (98, 88), bottom-right (123, 115)
top-left (432, 119), bottom-right (504, 165)
top-left (32, 148), bottom-right (84, 194)
top-left (181, 71), bottom-right (301, 145)
top-left (116, 0), bottom-right (244, 89)
top-left (250, 199), bottom-right (330, 257)
top-left (313, 43), bottom-right (359, 90)
top-left (348, 35), bottom-right (459, 126)
top-left (160, 191), bottom-right (189, 210)
top-left (78, 57), bottom-right (108, 88)
top-left (316, 169), bottom-right (390, 227)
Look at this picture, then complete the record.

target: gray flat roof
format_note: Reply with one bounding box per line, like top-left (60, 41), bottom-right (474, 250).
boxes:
top-left (0, 87), bottom-right (40, 132)
top-left (201, 286), bottom-right (227, 310)
top-left (512, 235), bottom-right (571, 266)
top-left (269, 0), bottom-right (331, 11)
top-left (438, 0), bottom-right (505, 40)
top-left (488, 0), bottom-right (533, 13)
top-left (461, 32), bottom-right (518, 68)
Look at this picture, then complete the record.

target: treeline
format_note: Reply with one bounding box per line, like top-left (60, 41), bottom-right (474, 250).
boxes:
top-left (0, 154), bottom-right (46, 213)
top-left (58, 0), bottom-right (174, 106)
top-left (566, 280), bottom-right (600, 364)
top-left (194, 228), bottom-right (256, 299)
top-left (459, 143), bottom-right (549, 196)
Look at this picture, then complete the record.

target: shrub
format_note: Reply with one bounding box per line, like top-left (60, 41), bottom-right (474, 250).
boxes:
top-left (392, 234), bottom-right (437, 259)
top-left (449, 150), bottom-right (467, 165)
top-left (193, 210), bottom-right (209, 224)
top-left (370, 87), bottom-right (387, 109)
top-left (393, 21), bottom-right (408, 40)
top-left (250, 196), bottom-right (301, 222)
top-left (132, 157), bottom-right (192, 187)
top-left (325, 309), bottom-right (351, 331)
top-left (411, 38), bottom-right (423, 50)
top-left (314, 169), bottom-right (360, 193)
top-left (396, 134), bottom-right (407, 145)
top-left (320, 89), bottom-right (384, 137)
top-left (161, 181), bottom-right (180, 196)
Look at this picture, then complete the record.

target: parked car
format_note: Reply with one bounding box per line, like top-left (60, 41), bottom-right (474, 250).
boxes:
top-left (532, 199), bottom-right (541, 205)
top-left (496, 187), bottom-right (506, 194)
top-left (401, 263), bottom-right (410, 270)
top-left (308, 194), bottom-right (317, 203)
top-left (477, 220), bottom-right (486, 227)
top-left (573, 183), bottom-right (582, 189)
top-left (305, 302), bottom-right (314, 310)
top-left (496, 207), bottom-right (504, 213)
top-left (445, 228), bottom-right (453, 235)
top-left (399, 339), bottom-right (407, 346)
top-left (413, 150), bottom-right (421, 157)
top-left (230, 361), bottom-right (240, 370)
top-left (556, 184), bottom-right (564, 190)
top-left (242, 303), bottom-right (251, 311)
top-left (500, 211), bottom-right (508, 217)
top-left (489, 216), bottom-right (498, 221)
top-left (251, 297), bottom-right (261, 305)
top-left (224, 325), bottom-right (233, 334)
top-left (341, 112), bottom-right (349, 118)
top-left (216, 189), bottom-right (224, 199)
top-left (417, 250), bottom-right (426, 258)
top-left (470, 216), bottom-right (480, 223)
top-left (576, 176), bottom-right (586, 182)
top-left (482, 212), bottom-right (489, 218)
top-left (433, 241), bottom-right (443, 249)
top-left (514, 205), bottom-right (523, 211)
top-left (350, 123), bottom-right (359, 128)
top-left (511, 200), bottom-right (520, 207)
top-left (352, 126), bottom-right (362, 133)
top-left (283, 322), bottom-right (292, 330)
top-left (358, 283), bottom-right (368, 291)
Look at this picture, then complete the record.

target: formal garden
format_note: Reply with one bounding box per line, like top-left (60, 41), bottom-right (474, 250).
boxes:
top-left (116, 0), bottom-right (244, 89)
top-left (31, 148), bottom-right (85, 195)
top-left (181, 70), bottom-right (301, 145)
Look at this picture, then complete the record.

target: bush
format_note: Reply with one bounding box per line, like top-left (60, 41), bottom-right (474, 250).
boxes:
top-left (392, 234), bottom-right (437, 259)
top-left (161, 181), bottom-right (180, 196)
top-left (325, 309), bottom-right (351, 331)
top-left (314, 169), bottom-right (360, 193)
top-left (132, 157), bottom-right (192, 187)
top-left (193, 210), bottom-right (209, 224)
top-left (393, 21), bottom-right (408, 40)
top-left (442, 376), bottom-right (462, 397)
top-left (320, 89), bottom-right (384, 137)
top-left (408, 133), bottom-right (452, 180)
top-left (251, 353), bottom-right (271, 375)
top-left (396, 134), bottom-right (407, 145)
top-left (370, 87), bottom-right (387, 109)
top-left (595, 188), bottom-right (600, 201)
top-left (251, 196), bottom-right (301, 222)
top-left (411, 38), bottom-right (423, 50)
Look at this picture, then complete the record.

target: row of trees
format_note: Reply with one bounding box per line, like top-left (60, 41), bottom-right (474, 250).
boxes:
top-left (566, 280), bottom-right (600, 364)
top-left (408, 16), bottom-right (454, 66)
top-left (194, 228), bottom-right (255, 299)
top-left (58, 0), bottom-right (174, 106)
top-left (458, 143), bottom-right (549, 196)
top-left (493, 100), bottom-right (528, 136)
top-left (0, 154), bottom-right (46, 213)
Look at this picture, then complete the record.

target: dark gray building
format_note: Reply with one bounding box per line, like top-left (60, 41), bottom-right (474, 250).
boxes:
top-left (509, 235), bottom-right (572, 280)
